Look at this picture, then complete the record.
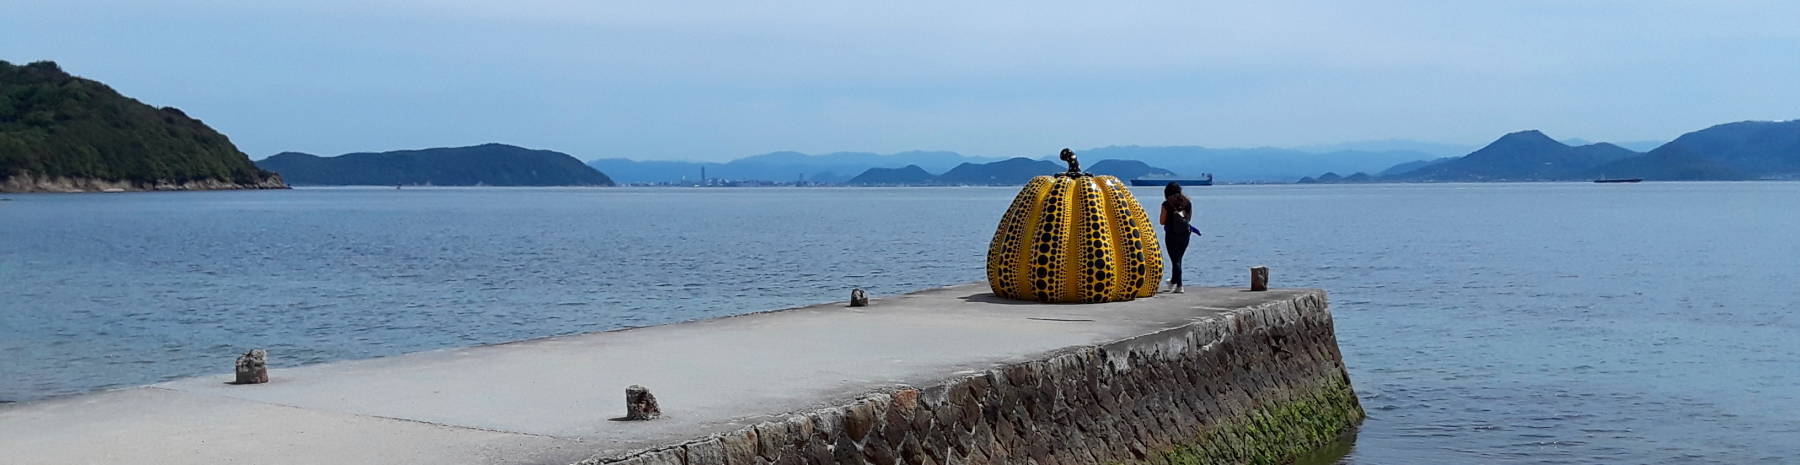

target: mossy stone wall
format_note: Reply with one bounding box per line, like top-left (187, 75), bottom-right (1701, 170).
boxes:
top-left (586, 291), bottom-right (1362, 465)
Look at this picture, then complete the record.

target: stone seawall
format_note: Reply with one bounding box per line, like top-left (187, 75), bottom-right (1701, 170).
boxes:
top-left (0, 284), bottom-right (1359, 465)
top-left (587, 291), bottom-right (1361, 465)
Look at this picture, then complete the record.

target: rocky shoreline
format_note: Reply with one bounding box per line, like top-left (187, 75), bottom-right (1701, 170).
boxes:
top-left (0, 172), bottom-right (288, 193)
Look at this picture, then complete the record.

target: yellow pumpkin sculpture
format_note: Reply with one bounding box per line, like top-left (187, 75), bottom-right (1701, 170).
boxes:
top-left (986, 149), bottom-right (1163, 303)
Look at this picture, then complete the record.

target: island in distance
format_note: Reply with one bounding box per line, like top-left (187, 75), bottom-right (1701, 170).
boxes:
top-left (257, 144), bottom-right (614, 187)
top-left (847, 158), bottom-right (1177, 186)
top-left (1303, 120), bottom-right (1800, 183)
top-left (592, 147), bottom-right (1434, 185)
top-left (0, 61), bottom-right (286, 192)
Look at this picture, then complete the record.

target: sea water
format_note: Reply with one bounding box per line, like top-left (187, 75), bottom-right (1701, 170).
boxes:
top-left (2, 183), bottom-right (1797, 464)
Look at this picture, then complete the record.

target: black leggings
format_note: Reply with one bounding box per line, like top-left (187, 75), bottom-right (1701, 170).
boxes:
top-left (1165, 228), bottom-right (1189, 285)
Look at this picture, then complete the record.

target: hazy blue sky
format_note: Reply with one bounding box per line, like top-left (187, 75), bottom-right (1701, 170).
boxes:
top-left (5, 1), bottom-right (1797, 161)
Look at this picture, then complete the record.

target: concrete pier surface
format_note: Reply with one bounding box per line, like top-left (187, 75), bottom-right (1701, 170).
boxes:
top-left (0, 284), bottom-right (1359, 465)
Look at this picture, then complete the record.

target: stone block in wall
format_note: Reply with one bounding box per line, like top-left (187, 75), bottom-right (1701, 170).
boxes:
top-left (638, 448), bottom-right (686, 465)
top-left (844, 403), bottom-right (874, 443)
top-left (721, 429), bottom-right (757, 465)
top-left (686, 438), bottom-right (727, 465)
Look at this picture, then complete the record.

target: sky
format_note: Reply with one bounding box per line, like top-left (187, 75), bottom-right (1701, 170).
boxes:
top-left (4, 0), bottom-right (1798, 162)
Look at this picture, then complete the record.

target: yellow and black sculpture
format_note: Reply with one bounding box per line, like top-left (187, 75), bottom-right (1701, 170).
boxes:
top-left (987, 149), bottom-right (1163, 303)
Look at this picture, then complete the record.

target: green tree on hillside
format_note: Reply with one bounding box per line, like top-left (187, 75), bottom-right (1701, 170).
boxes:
top-left (0, 60), bottom-right (282, 188)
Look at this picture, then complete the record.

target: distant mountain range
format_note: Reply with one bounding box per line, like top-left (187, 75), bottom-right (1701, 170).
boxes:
top-left (1290, 139), bottom-right (1478, 158)
top-left (1392, 130), bottom-right (1639, 181)
top-left (1086, 159), bottom-right (1177, 179)
top-left (1297, 172), bottom-right (1375, 184)
top-left (1308, 120), bottom-right (1800, 183)
top-left (842, 157), bottom-right (1182, 186)
top-left (258, 144), bottom-right (613, 186)
top-left (1559, 138), bottom-right (1665, 152)
top-left (846, 165), bottom-right (935, 185)
top-left (590, 150), bottom-right (1003, 184)
top-left (1049, 146), bottom-right (1431, 182)
top-left (1614, 120), bottom-right (1800, 180)
top-left (1377, 158), bottom-right (1455, 177)
top-left (845, 157), bottom-right (1062, 185)
top-left (593, 146), bottom-right (1439, 184)
top-left (934, 158), bottom-right (1064, 185)
top-left (24, 58), bottom-right (1786, 190)
top-left (251, 119), bottom-right (1795, 188)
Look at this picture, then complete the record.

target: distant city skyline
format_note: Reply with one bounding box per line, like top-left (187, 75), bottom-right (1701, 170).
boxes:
top-left (5, 1), bottom-right (1797, 162)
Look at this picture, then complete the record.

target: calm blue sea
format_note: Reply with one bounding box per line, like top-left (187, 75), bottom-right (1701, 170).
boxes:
top-left (2, 184), bottom-right (1797, 464)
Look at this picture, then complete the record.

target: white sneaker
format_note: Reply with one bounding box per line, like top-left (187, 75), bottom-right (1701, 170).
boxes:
top-left (1173, 284), bottom-right (1185, 294)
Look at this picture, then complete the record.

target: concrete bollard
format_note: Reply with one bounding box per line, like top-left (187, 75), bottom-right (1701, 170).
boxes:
top-left (234, 349), bottom-right (269, 384)
top-left (1250, 266), bottom-right (1270, 291)
top-left (850, 288), bottom-right (869, 307)
top-left (625, 385), bottom-right (661, 420)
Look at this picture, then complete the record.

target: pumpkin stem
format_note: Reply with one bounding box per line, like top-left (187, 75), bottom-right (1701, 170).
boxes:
top-left (1058, 148), bottom-right (1086, 177)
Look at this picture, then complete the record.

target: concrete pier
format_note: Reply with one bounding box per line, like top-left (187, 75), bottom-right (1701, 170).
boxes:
top-left (0, 284), bottom-right (1362, 465)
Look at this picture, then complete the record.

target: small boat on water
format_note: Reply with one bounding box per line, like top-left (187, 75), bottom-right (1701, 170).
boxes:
top-left (1130, 173), bottom-right (1213, 186)
top-left (1593, 178), bottom-right (1642, 184)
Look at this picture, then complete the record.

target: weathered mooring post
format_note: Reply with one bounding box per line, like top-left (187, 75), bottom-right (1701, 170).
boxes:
top-left (1250, 266), bottom-right (1270, 291)
top-left (625, 385), bottom-right (661, 420)
top-left (234, 349), bottom-right (268, 384)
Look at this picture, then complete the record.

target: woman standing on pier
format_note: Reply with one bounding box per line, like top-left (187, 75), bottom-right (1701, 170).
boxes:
top-left (1159, 182), bottom-right (1193, 293)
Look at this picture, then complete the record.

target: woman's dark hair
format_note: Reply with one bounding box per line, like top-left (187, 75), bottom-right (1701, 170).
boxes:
top-left (1164, 182), bottom-right (1191, 209)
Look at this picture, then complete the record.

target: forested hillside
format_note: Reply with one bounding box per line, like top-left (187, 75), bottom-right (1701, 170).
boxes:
top-left (0, 60), bottom-right (283, 191)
